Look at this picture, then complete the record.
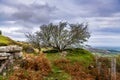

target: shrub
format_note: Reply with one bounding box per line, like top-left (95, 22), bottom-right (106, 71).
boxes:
top-left (54, 58), bottom-right (94, 80)
top-left (43, 49), bottom-right (58, 53)
top-left (89, 57), bottom-right (113, 80)
top-left (116, 55), bottom-right (120, 72)
top-left (9, 53), bottom-right (51, 80)
top-left (0, 42), bottom-right (7, 46)
top-left (0, 76), bottom-right (7, 80)
top-left (23, 45), bottom-right (35, 53)
top-left (98, 57), bottom-right (111, 67)
top-left (15, 41), bottom-right (35, 53)
top-left (9, 69), bottom-right (43, 80)
top-left (116, 73), bottom-right (120, 80)
top-left (21, 53), bottom-right (51, 74)
top-left (0, 30), bottom-right (2, 35)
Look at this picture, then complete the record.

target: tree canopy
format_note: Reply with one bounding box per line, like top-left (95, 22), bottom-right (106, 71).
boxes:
top-left (26, 22), bottom-right (90, 52)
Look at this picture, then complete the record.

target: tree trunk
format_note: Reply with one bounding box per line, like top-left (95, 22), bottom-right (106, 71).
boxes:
top-left (38, 47), bottom-right (41, 53)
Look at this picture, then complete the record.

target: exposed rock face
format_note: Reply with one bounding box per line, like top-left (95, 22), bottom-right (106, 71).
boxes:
top-left (0, 45), bottom-right (22, 52)
top-left (0, 53), bottom-right (11, 57)
top-left (0, 45), bottom-right (23, 73)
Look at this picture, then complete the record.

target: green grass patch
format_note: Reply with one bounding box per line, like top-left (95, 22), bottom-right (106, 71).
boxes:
top-left (46, 48), bottom-right (94, 68)
top-left (0, 35), bottom-right (16, 46)
top-left (46, 53), bottom-right (60, 61)
top-left (46, 49), bottom-right (95, 79)
top-left (46, 64), bottom-right (71, 80)
top-left (0, 75), bottom-right (7, 80)
top-left (0, 48), bottom-right (95, 80)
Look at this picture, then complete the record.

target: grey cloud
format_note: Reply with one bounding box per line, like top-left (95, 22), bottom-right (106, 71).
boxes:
top-left (0, 1), bottom-right (56, 28)
top-left (0, 0), bottom-right (120, 47)
top-left (14, 27), bottom-right (34, 33)
top-left (12, 3), bottom-right (56, 25)
top-left (48, 0), bottom-right (120, 19)
top-left (96, 27), bottom-right (120, 34)
top-left (71, 0), bottom-right (120, 17)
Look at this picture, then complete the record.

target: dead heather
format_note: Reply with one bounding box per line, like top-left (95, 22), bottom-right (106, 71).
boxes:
top-left (9, 53), bottom-right (51, 80)
top-left (53, 58), bottom-right (94, 80)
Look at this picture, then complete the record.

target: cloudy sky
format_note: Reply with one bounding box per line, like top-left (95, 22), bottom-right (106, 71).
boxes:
top-left (0, 0), bottom-right (120, 47)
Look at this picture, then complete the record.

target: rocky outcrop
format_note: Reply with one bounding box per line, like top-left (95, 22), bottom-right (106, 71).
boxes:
top-left (0, 45), bottom-right (23, 73)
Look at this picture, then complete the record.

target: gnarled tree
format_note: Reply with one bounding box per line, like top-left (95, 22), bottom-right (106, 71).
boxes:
top-left (26, 22), bottom-right (90, 52)
top-left (25, 33), bottom-right (41, 52)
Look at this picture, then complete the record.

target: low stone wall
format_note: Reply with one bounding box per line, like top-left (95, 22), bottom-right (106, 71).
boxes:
top-left (0, 45), bottom-right (23, 73)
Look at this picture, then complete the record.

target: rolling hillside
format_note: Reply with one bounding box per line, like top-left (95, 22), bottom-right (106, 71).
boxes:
top-left (0, 35), bottom-right (17, 46)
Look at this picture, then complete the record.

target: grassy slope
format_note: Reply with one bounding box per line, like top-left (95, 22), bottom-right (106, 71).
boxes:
top-left (0, 35), bottom-right (31, 50)
top-left (0, 48), bottom-right (94, 80)
top-left (46, 48), bottom-right (94, 79)
top-left (0, 35), bottom-right (16, 46)
top-left (46, 48), bottom-right (94, 65)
